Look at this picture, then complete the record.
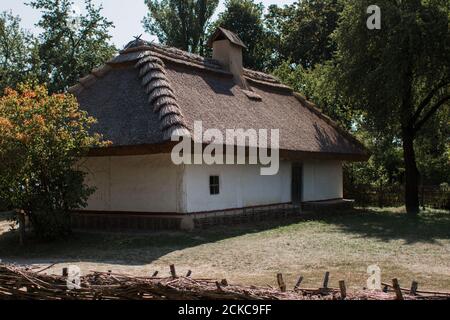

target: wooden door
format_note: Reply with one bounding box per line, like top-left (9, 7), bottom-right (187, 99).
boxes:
top-left (291, 163), bottom-right (303, 204)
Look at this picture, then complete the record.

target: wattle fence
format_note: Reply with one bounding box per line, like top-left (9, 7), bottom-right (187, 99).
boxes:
top-left (344, 184), bottom-right (450, 210)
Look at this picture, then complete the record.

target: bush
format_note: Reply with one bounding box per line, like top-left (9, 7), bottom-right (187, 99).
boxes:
top-left (0, 84), bottom-right (109, 240)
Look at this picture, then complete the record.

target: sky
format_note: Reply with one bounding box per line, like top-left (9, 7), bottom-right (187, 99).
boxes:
top-left (2, 0), bottom-right (297, 49)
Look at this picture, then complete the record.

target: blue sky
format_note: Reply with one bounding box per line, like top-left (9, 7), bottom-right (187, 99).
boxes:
top-left (2, 0), bottom-right (296, 48)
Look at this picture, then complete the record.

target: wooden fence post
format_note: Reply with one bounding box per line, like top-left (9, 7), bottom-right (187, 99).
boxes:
top-left (294, 276), bottom-right (303, 290)
top-left (392, 278), bottom-right (403, 300)
top-left (410, 281), bottom-right (418, 296)
top-left (170, 264), bottom-right (177, 278)
top-left (322, 272), bottom-right (330, 289)
top-left (17, 210), bottom-right (26, 246)
top-left (277, 273), bottom-right (286, 292)
top-left (339, 280), bottom-right (347, 299)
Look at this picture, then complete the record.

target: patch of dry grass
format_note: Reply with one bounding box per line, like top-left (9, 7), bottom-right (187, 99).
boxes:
top-left (0, 208), bottom-right (449, 291)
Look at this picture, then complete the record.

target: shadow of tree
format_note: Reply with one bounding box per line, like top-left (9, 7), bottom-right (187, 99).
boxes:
top-left (0, 208), bottom-right (448, 267)
top-left (317, 208), bottom-right (450, 245)
top-left (0, 215), bottom-right (308, 266)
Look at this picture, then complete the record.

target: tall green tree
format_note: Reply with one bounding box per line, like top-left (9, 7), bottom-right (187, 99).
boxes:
top-left (0, 11), bottom-right (40, 94)
top-left (29, 0), bottom-right (116, 93)
top-left (331, 0), bottom-right (450, 216)
top-left (143, 0), bottom-right (219, 55)
top-left (212, 0), bottom-right (267, 70)
top-left (265, 0), bottom-right (343, 68)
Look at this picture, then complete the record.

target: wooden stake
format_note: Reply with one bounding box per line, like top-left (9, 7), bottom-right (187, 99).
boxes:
top-left (277, 273), bottom-right (286, 292)
top-left (410, 281), bottom-right (418, 296)
top-left (152, 271), bottom-right (158, 277)
top-left (186, 270), bottom-right (192, 277)
top-left (169, 265), bottom-right (177, 278)
top-left (17, 210), bottom-right (26, 246)
top-left (339, 280), bottom-right (347, 299)
top-left (323, 272), bottom-right (330, 289)
top-left (62, 268), bottom-right (68, 277)
top-left (294, 276), bottom-right (303, 290)
top-left (392, 278), bottom-right (403, 300)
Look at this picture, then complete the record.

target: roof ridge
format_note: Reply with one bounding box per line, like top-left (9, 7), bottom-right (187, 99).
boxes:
top-left (117, 40), bottom-right (290, 90)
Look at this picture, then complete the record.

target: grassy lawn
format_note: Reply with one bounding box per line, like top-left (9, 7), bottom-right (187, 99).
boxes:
top-left (0, 208), bottom-right (449, 292)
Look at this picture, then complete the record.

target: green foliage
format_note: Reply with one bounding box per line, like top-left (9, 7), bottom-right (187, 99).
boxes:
top-left (0, 12), bottom-right (40, 94)
top-left (332, 0), bottom-right (450, 135)
top-left (265, 0), bottom-right (343, 68)
top-left (0, 84), bottom-right (109, 239)
top-left (272, 61), bottom-right (357, 129)
top-left (415, 104), bottom-right (450, 184)
top-left (211, 0), bottom-right (268, 70)
top-left (143, 0), bottom-right (219, 55)
top-left (327, 0), bottom-right (450, 214)
top-left (28, 0), bottom-right (116, 93)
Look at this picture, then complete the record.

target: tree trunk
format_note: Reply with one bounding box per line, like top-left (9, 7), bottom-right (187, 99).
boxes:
top-left (402, 128), bottom-right (420, 216)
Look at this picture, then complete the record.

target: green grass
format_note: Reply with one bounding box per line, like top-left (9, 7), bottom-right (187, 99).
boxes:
top-left (0, 208), bottom-right (449, 291)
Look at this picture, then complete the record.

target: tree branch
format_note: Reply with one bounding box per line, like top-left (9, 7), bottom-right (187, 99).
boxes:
top-left (414, 95), bottom-right (450, 132)
top-left (411, 79), bottom-right (449, 124)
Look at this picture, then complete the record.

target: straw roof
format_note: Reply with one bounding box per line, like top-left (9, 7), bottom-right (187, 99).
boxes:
top-left (70, 39), bottom-right (369, 161)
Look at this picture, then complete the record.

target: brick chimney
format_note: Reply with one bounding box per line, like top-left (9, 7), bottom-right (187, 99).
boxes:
top-left (208, 27), bottom-right (247, 87)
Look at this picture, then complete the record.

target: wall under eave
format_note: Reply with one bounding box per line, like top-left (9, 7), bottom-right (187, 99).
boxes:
top-left (302, 160), bottom-right (343, 202)
top-left (78, 155), bottom-right (343, 214)
top-left (78, 154), bottom-right (184, 213)
top-left (183, 161), bottom-right (292, 213)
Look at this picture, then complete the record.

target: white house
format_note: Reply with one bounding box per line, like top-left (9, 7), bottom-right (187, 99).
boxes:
top-left (70, 28), bottom-right (369, 230)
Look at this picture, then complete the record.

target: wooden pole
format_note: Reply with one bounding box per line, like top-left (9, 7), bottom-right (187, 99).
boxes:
top-left (339, 280), bottom-right (347, 299)
top-left (169, 264), bottom-right (177, 278)
top-left (277, 273), bottom-right (286, 292)
top-left (294, 276), bottom-right (303, 290)
top-left (322, 272), bottom-right (330, 289)
top-left (410, 281), bottom-right (418, 296)
top-left (62, 268), bottom-right (68, 277)
top-left (392, 278), bottom-right (403, 300)
top-left (17, 210), bottom-right (26, 246)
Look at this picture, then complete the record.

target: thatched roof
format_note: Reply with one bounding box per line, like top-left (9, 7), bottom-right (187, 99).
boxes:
top-left (70, 39), bottom-right (369, 161)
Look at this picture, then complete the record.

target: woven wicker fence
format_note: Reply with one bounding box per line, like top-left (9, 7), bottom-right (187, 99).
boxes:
top-left (345, 184), bottom-right (450, 210)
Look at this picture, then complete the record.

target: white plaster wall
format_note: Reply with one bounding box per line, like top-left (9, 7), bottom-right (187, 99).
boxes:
top-left (79, 154), bottom-right (183, 213)
top-left (302, 160), bottom-right (343, 202)
top-left (184, 161), bottom-right (292, 213)
top-left (78, 155), bottom-right (343, 214)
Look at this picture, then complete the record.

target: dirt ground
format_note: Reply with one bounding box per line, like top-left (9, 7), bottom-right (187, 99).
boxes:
top-left (0, 208), bottom-right (449, 292)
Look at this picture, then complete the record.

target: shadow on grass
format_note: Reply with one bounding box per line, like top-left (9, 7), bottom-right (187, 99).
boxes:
top-left (0, 215), bottom-right (309, 266)
top-left (318, 207), bottom-right (450, 245)
top-left (0, 208), bottom-right (448, 266)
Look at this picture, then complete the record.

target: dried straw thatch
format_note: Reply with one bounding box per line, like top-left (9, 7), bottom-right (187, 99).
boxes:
top-left (70, 39), bottom-right (369, 160)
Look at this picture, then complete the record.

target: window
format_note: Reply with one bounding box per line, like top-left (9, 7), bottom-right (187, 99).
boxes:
top-left (209, 175), bottom-right (220, 195)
